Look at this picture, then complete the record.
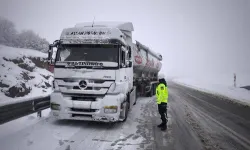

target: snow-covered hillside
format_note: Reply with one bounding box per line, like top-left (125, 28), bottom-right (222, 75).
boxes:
top-left (0, 45), bottom-right (53, 102)
top-left (172, 75), bottom-right (250, 106)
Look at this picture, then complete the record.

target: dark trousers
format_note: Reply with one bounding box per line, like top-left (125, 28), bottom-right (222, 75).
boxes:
top-left (158, 103), bottom-right (168, 125)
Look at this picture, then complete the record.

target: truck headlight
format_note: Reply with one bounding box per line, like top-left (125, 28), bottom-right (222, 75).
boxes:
top-left (104, 106), bottom-right (118, 113)
top-left (107, 83), bottom-right (124, 94)
top-left (51, 103), bottom-right (61, 110)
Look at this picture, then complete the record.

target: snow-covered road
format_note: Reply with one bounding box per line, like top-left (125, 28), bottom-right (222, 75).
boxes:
top-left (1, 82), bottom-right (250, 150)
top-left (0, 97), bottom-right (168, 150)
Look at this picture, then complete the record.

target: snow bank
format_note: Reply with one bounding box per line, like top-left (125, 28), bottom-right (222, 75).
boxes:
top-left (0, 45), bottom-right (53, 103)
top-left (0, 45), bottom-right (47, 59)
top-left (173, 77), bottom-right (250, 106)
top-left (0, 108), bottom-right (51, 139)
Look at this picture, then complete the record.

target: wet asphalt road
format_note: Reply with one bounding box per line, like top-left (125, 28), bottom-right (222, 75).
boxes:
top-left (164, 82), bottom-right (250, 150)
top-left (1, 82), bottom-right (250, 150)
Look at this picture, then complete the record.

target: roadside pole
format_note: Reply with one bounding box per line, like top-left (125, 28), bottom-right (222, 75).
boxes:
top-left (234, 73), bottom-right (236, 87)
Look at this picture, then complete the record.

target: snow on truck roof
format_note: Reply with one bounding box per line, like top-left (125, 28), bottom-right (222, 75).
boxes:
top-left (60, 27), bottom-right (127, 45)
top-left (135, 41), bottom-right (163, 61)
top-left (75, 21), bottom-right (134, 32)
top-left (62, 21), bottom-right (162, 60)
top-left (60, 22), bottom-right (134, 45)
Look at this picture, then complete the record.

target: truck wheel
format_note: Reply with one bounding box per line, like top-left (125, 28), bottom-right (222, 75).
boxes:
top-left (133, 98), bottom-right (137, 105)
top-left (121, 101), bottom-right (129, 122)
top-left (147, 89), bottom-right (153, 97)
top-left (150, 87), bottom-right (154, 96)
top-left (153, 84), bottom-right (156, 95)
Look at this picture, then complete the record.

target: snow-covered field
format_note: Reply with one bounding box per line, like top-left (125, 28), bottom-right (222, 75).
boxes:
top-left (0, 45), bottom-right (53, 103)
top-left (172, 74), bottom-right (250, 106)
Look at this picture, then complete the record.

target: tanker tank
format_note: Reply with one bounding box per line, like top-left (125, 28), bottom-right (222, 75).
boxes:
top-left (132, 41), bottom-right (162, 79)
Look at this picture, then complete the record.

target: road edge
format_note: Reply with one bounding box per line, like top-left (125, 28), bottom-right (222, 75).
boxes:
top-left (171, 80), bottom-right (250, 107)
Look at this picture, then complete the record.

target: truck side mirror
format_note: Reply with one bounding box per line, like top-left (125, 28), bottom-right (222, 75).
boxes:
top-left (126, 60), bottom-right (132, 67)
top-left (48, 45), bottom-right (53, 63)
top-left (128, 47), bottom-right (132, 59)
top-left (48, 40), bottom-right (60, 61)
top-left (129, 61), bottom-right (132, 67)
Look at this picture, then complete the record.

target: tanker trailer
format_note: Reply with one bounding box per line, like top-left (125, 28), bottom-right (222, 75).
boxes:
top-left (132, 41), bottom-right (162, 97)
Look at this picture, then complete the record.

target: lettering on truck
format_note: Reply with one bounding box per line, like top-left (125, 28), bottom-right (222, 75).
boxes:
top-left (66, 61), bottom-right (103, 67)
top-left (134, 55), bottom-right (142, 64)
top-left (146, 59), bottom-right (154, 67)
top-left (66, 31), bottom-right (111, 36)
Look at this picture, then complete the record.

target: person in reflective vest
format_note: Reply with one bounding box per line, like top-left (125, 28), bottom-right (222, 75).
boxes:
top-left (156, 74), bottom-right (168, 131)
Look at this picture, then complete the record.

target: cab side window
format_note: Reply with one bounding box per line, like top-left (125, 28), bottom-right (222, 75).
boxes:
top-left (121, 50), bottom-right (126, 67)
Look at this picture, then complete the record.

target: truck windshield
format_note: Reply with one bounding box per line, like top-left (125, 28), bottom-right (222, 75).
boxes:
top-left (56, 44), bottom-right (119, 63)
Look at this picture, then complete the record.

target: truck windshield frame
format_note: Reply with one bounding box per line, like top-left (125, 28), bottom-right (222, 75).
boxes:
top-left (54, 44), bottom-right (120, 69)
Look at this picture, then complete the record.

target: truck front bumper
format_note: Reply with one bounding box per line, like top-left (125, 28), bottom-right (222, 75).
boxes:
top-left (50, 92), bottom-right (125, 122)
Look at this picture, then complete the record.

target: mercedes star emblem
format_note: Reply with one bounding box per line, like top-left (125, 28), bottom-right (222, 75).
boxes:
top-left (79, 80), bottom-right (87, 89)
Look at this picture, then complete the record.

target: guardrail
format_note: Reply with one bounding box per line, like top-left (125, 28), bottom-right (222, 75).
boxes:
top-left (0, 95), bottom-right (50, 125)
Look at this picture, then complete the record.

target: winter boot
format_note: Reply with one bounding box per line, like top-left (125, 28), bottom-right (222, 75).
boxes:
top-left (157, 123), bottom-right (164, 128)
top-left (161, 125), bottom-right (167, 131)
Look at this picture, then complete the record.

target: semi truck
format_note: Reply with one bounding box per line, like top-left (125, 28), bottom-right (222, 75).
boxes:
top-left (47, 22), bottom-right (162, 122)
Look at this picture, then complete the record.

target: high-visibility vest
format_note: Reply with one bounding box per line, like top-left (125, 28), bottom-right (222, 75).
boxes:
top-left (156, 83), bottom-right (168, 104)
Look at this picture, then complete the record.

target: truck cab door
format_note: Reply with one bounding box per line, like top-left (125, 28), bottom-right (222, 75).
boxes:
top-left (120, 50), bottom-right (127, 81)
top-left (125, 49), bottom-right (133, 90)
top-left (120, 47), bottom-right (133, 93)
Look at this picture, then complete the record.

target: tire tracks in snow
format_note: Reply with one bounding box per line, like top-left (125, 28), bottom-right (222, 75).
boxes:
top-left (55, 97), bottom-right (147, 150)
top-left (171, 82), bottom-right (250, 150)
top-left (134, 97), bottom-right (174, 150)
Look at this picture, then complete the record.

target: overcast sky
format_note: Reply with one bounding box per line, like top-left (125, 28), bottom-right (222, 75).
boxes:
top-left (0, 0), bottom-right (250, 78)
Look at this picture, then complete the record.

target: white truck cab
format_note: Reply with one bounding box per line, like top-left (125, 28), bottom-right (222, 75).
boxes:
top-left (48, 22), bottom-right (162, 122)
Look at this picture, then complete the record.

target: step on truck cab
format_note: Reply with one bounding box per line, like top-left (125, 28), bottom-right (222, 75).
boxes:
top-left (48, 22), bottom-right (162, 122)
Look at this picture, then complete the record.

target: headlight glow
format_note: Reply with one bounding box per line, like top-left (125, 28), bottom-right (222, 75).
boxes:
top-left (51, 103), bottom-right (61, 110)
top-left (104, 105), bottom-right (118, 113)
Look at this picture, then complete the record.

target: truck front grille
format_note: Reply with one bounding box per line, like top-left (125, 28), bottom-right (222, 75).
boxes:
top-left (72, 86), bottom-right (101, 90)
top-left (73, 86), bottom-right (93, 90)
top-left (72, 114), bottom-right (92, 118)
top-left (71, 96), bottom-right (96, 101)
top-left (63, 93), bottom-right (104, 101)
top-left (70, 108), bottom-right (98, 113)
